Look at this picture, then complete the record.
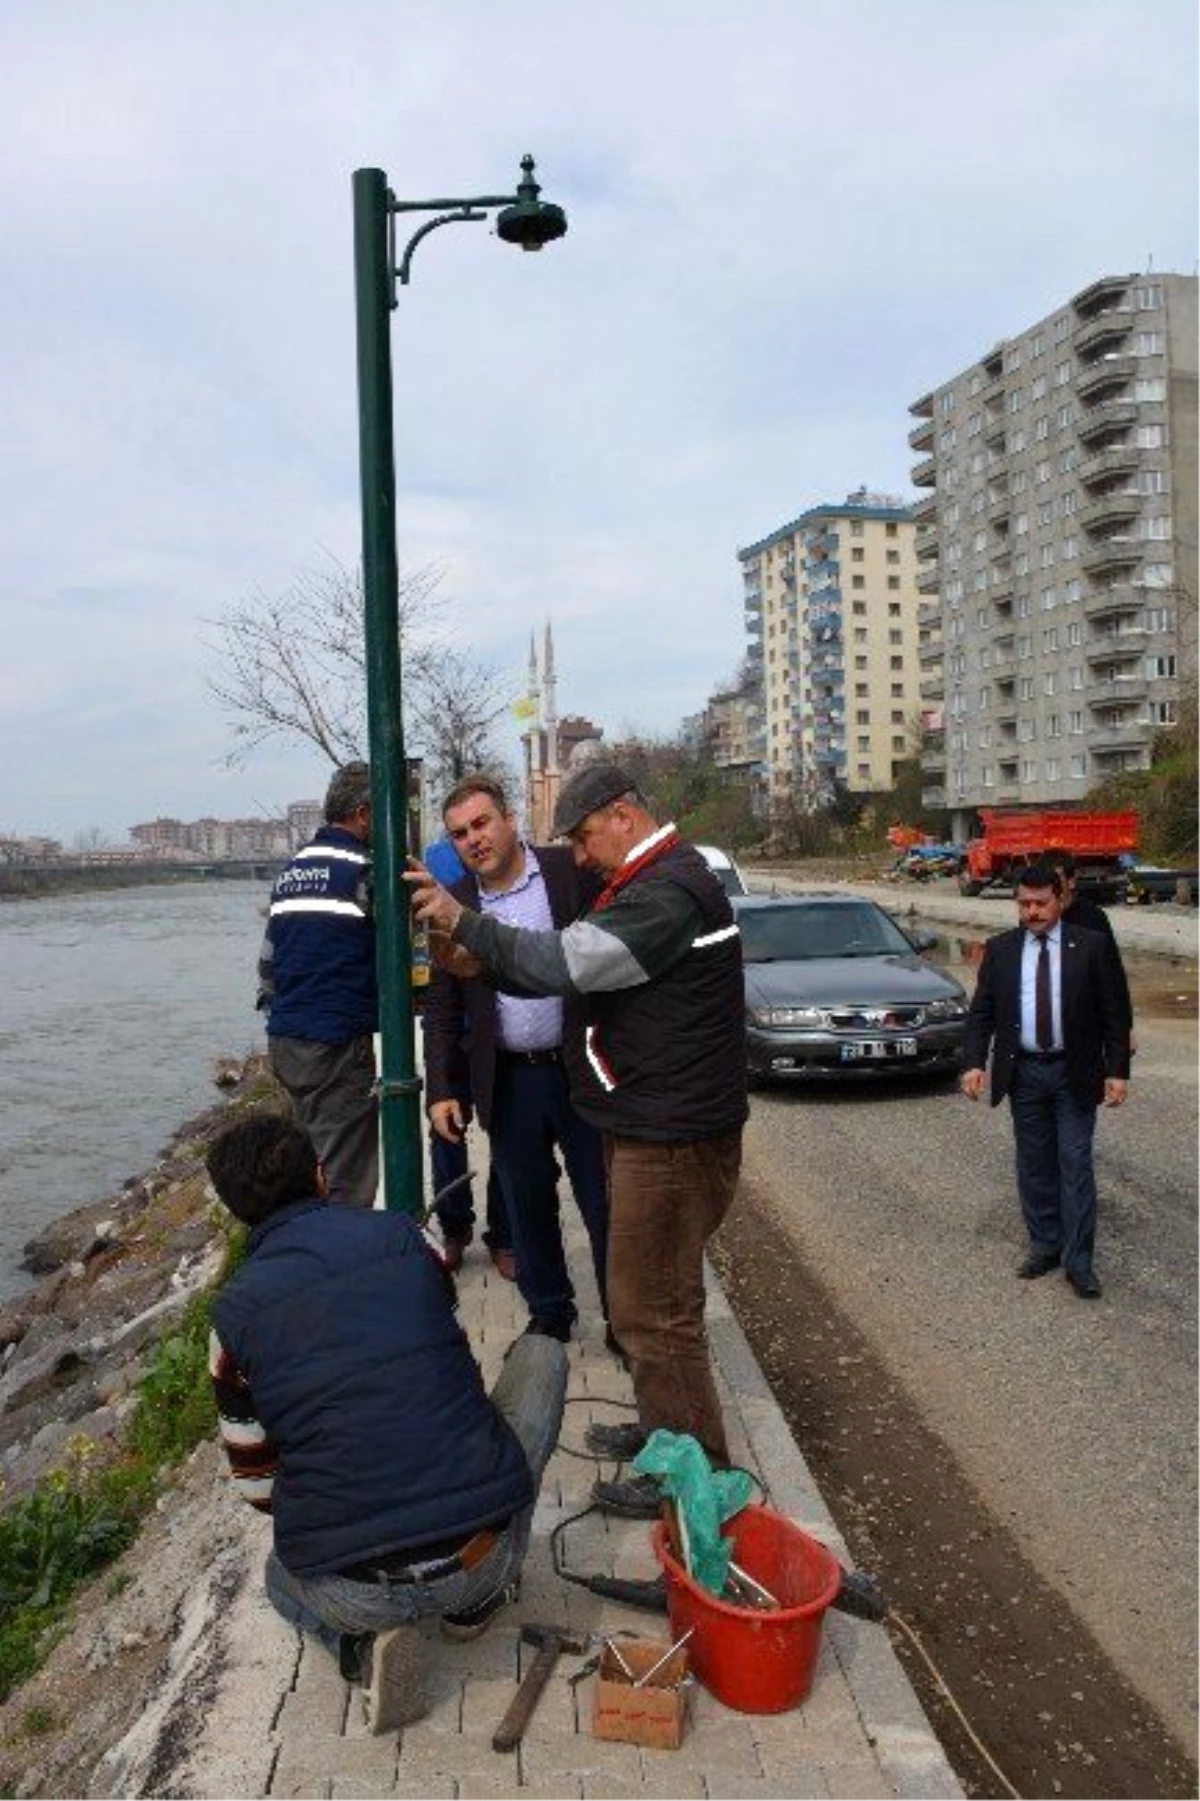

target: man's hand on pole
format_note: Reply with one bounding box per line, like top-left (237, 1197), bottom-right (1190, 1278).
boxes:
top-left (405, 859), bottom-right (465, 935)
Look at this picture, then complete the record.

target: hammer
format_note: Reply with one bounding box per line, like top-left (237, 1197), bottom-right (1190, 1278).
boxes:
top-left (492, 1622), bottom-right (589, 1753)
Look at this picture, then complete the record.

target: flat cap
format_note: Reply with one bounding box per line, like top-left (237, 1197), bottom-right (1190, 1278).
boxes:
top-left (551, 761), bottom-right (638, 837)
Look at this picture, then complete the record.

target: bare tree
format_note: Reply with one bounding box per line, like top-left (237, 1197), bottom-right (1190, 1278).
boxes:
top-left (408, 647), bottom-right (513, 786)
top-left (204, 557), bottom-right (511, 781)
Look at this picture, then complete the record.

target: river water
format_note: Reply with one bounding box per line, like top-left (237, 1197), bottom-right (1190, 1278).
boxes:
top-left (0, 880), bottom-right (268, 1299)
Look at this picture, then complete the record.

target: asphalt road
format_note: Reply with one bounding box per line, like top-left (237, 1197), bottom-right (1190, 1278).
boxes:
top-left (730, 882), bottom-right (1197, 1759)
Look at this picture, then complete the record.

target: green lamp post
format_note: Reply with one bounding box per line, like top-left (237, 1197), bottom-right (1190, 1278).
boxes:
top-left (351, 155), bottom-right (568, 1217)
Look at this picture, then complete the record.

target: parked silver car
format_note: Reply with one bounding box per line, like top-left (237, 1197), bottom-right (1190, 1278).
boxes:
top-left (735, 892), bottom-right (967, 1085)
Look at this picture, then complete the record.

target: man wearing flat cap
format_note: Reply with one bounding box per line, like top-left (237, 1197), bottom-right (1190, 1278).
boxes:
top-left (407, 763), bottom-right (747, 1518)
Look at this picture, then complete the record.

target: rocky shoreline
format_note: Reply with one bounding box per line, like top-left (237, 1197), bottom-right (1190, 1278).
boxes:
top-left (0, 1057), bottom-right (281, 1799)
top-left (0, 1057), bottom-right (273, 1503)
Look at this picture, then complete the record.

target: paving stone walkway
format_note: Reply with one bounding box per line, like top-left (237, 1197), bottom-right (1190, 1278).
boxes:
top-left (168, 1184), bottom-right (961, 1801)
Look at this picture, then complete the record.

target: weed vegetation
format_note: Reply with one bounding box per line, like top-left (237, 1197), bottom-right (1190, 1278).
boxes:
top-left (0, 1227), bottom-right (245, 1702)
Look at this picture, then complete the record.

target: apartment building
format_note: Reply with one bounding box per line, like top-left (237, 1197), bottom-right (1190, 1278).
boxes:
top-left (909, 271), bottom-right (1198, 834)
top-left (738, 491), bottom-right (922, 811)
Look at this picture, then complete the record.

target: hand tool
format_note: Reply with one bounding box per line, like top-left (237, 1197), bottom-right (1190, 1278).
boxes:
top-left (492, 1622), bottom-right (590, 1753)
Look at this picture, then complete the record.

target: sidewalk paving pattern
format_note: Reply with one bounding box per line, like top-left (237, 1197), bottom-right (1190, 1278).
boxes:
top-left (174, 1199), bottom-right (961, 1800)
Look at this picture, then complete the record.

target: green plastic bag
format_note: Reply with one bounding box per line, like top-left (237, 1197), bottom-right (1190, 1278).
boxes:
top-left (633, 1429), bottom-right (753, 1595)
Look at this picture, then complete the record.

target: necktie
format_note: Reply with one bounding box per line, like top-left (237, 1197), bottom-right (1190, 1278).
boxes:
top-left (1035, 937), bottom-right (1053, 1051)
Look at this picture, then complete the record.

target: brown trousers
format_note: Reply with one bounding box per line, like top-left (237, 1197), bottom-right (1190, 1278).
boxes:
top-left (604, 1129), bottom-right (742, 1465)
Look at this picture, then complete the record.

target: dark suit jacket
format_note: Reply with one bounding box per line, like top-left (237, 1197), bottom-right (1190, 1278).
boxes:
top-left (962, 922), bottom-right (1132, 1108)
top-left (1062, 896), bottom-right (1133, 1034)
top-left (423, 845), bottom-right (600, 1132)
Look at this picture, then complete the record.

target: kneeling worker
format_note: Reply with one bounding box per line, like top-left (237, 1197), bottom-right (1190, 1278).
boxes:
top-left (205, 1114), bottom-right (567, 1732)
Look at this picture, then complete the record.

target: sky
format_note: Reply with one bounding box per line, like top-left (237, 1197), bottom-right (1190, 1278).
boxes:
top-left (1, 0), bottom-right (1196, 842)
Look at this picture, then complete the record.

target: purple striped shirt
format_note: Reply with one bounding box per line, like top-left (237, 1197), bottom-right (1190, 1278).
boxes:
top-left (479, 847), bottom-right (565, 1052)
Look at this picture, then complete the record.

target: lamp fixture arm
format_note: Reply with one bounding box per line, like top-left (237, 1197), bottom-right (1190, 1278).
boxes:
top-left (390, 205), bottom-right (495, 295)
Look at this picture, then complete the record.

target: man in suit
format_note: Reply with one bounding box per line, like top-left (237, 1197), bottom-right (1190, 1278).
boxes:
top-left (423, 774), bottom-right (609, 1343)
top-left (1044, 850), bottom-right (1135, 1050)
top-left (961, 863), bottom-right (1131, 1299)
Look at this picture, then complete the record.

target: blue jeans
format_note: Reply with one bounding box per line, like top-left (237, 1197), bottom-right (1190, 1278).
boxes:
top-left (1009, 1058), bottom-right (1099, 1278)
top-left (488, 1059), bottom-right (609, 1332)
top-left (264, 1333), bottom-right (568, 1652)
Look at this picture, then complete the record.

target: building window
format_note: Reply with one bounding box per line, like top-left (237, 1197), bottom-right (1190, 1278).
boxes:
top-left (1146, 654), bottom-right (1177, 678)
top-left (1031, 331), bottom-right (1046, 358)
top-left (1069, 666), bottom-right (1083, 690)
top-left (889, 602), bottom-right (901, 616)
top-left (1046, 756), bottom-right (1061, 781)
top-left (1022, 760), bottom-right (1039, 783)
top-left (854, 627), bottom-right (868, 643)
top-left (890, 655), bottom-right (904, 670)
top-left (982, 765), bottom-right (995, 788)
top-left (856, 656), bottom-right (868, 670)
top-left (856, 709), bottom-right (870, 725)
top-left (1019, 676), bottom-right (1034, 700)
top-left (892, 735), bottom-right (906, 751)
top-left (1134, 378), bottom-right (1167, 402)
top-left (1069, 753), bottom-right (1087, 777)
top-left (850, 520), bottom-right (864, 536)
top-left (1150, 700), bottom-right (1177, 725)
top-left (1136, 424), bottom-right (1166, 448)
top-left (852, 575), bottom-right (866, 590)
top-left (886, 523), bottom-right (898, 536)
top-left (891, 682), bottom-right (904, 697)
top-left (1134, 284), bottom-right (1162, 309)
top-left (852, 600), bottom-right (867, 615)
top-left (1068, 710), bottom-right (1084, 733)
top-left (855, 682), bottom-right (869, 696)
top-left (1047, 714), bottom-right (1061, 737)
top-left (852, 547), bottom-right (865, 562)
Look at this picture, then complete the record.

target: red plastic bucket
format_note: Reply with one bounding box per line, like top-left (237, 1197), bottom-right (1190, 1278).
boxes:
top-left (652, 1504), bottom-right (841, 1713)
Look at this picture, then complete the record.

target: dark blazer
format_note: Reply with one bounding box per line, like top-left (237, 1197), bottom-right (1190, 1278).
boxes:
top-left (423, 845), bottom-right (600, 1131)
top-left (962, 922), bottom-right (1132, 1108)
top-left (1062, 896), bottom-right (1133, 1034)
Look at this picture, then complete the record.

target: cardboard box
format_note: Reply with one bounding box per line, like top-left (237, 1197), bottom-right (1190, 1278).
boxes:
top-left (591, 1637), bottom-right (691, 1750)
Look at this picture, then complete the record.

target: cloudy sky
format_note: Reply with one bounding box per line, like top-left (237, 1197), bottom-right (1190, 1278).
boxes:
top-left (2, 1), bottom-right (1195, 841)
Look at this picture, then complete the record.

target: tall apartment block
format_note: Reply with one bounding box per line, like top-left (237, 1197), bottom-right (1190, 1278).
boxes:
top-left (909, 272), bottom-right (1198, 834)
top-left (737, 491), bottom-right (922, 812)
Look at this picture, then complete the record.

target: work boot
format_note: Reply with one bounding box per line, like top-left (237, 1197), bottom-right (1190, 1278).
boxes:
top-left (489, 1246), bottom-right (518, 1281)
top-left (591, 1472), bottom-right (664, 1520)
top-left (440, 1579), bottom-right (520, 1642)
top-left (585, 1420), bottom-right (647, 1460)
top-left (441, 1232), bottom-right (471, 1274)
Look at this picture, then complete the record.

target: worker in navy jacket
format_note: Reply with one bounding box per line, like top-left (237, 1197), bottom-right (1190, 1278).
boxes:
top-left (207, 1114), bottom-right (566, 1731)
top-left (257, 762), bottom-right (378, 1208)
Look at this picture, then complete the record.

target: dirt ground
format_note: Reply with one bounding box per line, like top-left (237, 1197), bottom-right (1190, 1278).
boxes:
top-left (711, 1178), bottom-right (1198, 1801)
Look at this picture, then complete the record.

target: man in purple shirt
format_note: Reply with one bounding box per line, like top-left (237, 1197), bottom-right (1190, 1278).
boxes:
top-left (423, 775), bottom-right (610, 1345)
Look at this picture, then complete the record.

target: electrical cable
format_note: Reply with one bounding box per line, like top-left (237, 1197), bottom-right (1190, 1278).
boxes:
top-left (888, 1609), bottom-right (1021, 1800)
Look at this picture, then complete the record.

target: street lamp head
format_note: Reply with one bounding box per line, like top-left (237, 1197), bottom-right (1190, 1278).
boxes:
top-left (496, 154), bottom-right (568, 253)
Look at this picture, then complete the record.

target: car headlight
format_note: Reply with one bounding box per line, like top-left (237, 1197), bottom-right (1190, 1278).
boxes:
top-left (924, 998), bottom-right (967, 1020)
top-left (749, 1006), bottom-right (826, 1028)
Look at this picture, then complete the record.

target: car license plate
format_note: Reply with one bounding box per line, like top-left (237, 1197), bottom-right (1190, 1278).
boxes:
top-left (841, 1038), bottom-right (918, 1061)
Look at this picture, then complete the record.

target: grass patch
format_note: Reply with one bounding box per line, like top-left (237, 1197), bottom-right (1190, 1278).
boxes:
top-left (0, 1220), bottom-right (247, 1703)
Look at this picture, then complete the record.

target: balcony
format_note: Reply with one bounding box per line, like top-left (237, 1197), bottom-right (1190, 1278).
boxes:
top-left (984, 415), bottom-right (1007, 448)
top-left (990, 575), bottom-right (1014, 605)
top-left (1076, 355), bottom-right (1137, 402)
top-left (1080, 494), bottom-right (1141, 535)
top-left (915, 526), bottom-right (939, 561)
top-left (1073, 310), bottom-right (1133, 357)
top-left (1072, 274), bottom-right (1135, 317)
top-left (919, 673), bottom-right (945, 701)
top-left (912, 493), bottom-right (938, 526)
top-left (1077, 401), bottom-right (1139, 445)
top-left (1083, 583), bottom-right (1144, 621)
top-left (988, 492), bottom-right (1011, 522)
top-left (919, 639), bottom-right (944, 666)
top-left (993, 699), bottom-right (1018, 722)
top-left (910, 391), bottom-right (935, 419)
top-left (908, 418), bottom-right (935, 453)
top-left (1081, 539), bottom-right (1143, 578)
top-left (1089, 676), bottom-right (1148, 706)
top-left (923, 745), bottom-right (947, 775)
top-left (916, 564), bottom-right (941, 595)
top-left (1085, 629), bottom-right (1146, 663)
top-left (1089, 720), bottom-right (1152, 753)
top-left (911, 456), bottom-right (937, 488)
top-left (917, 601), bottom-right (941, 628)
top-left (921, 784), bottom-right (948, 808)
top-left (1079, 445), bottom-right (1144, 489)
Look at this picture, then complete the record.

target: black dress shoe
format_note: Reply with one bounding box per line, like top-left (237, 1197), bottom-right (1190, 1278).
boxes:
top-left (1067, 1269), bottom-right (1102, 1299)
top-left (1017, 1252), bottom-right (1061, 1279)
top-left (523, 1316), bottom-right (573, 1343)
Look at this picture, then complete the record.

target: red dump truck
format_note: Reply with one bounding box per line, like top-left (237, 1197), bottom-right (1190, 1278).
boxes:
top-left (958, 809), bottom-right (1139, 901)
